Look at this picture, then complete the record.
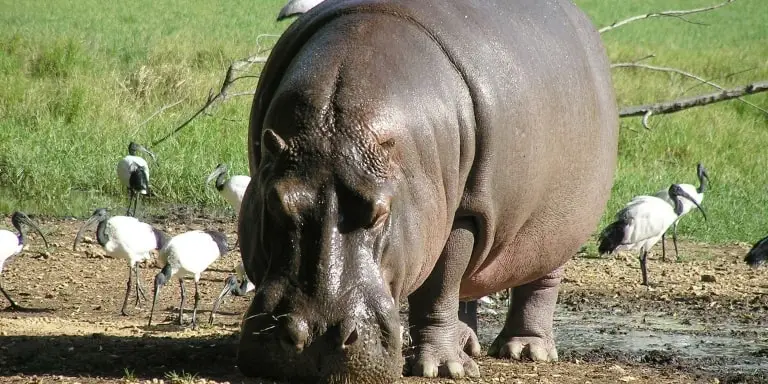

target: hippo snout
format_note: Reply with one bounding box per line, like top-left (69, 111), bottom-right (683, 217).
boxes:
top-left (276, 314), bottom-right (359, 353)
top-left (236, 293), bottom-right (403, 383)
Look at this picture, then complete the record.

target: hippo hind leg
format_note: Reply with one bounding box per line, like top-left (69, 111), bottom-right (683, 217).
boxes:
top-left (488, 265), bottom-right (563, 362)
top-left (407, 218), bottom-right (482, 379)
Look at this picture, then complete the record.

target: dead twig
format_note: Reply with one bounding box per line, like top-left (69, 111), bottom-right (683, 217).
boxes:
top-left (599, 0), bottom-right (735, 34)
top-left (150, 54), bottom-right (267, 147)
top-left (131, 98), bottom-right (187, 136)
top-left (612, 62), bottom-right (768, 116)
top-left (619, 80), bottom-right (768, 129)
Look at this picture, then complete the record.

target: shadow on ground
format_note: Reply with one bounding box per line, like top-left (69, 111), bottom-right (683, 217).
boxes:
top-left (0, 333), bottom-right (278, 383)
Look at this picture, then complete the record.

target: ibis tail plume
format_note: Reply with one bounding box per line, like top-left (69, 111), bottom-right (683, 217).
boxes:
top-left (73, 208), bottom-right (167, 315)
top-left (599, 184), bottom-right (707, 286)
top-left (0, 212), bottom-right (49, 310)
top-left (745, 235), bottom-right (768, 267)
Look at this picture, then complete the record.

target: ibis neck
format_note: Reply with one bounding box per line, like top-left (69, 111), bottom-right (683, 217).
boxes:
top-left (12, 220), bottom-right (23, 245)
top-left (673, 197), bottom-right (684, 216)
top-left (232, 279), bottom-right (250, 296)
top-left (96, 220), bottom-right (108, 247)
top-left (215, 173), bottom-right (227, 191)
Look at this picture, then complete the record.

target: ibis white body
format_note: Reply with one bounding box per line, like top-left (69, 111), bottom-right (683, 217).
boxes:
top-left (157, 230), bottom-right (225, 282)
top-left (609, 196), bottom-right (679, 253)
top-left (101, 215), bottom-right (159, 267)
top-left (0, 230), bottom-right (22, 274)
top-left (117, 155), bottom-right (150, 195)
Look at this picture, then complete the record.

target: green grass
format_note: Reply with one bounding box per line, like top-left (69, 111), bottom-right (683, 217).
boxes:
top-left (164, 370), bottom-right (198, 384)
top-left (0, 0), bottom-right (766, 245)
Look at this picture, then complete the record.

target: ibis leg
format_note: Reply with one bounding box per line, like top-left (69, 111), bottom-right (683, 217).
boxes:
top-left (135, 266), bottom-right (148, 302)
top-left (192, 280), bottom-right (200, 329)
top-left (661, 233), bottom-right (667, 262)
top-left (672, 223), bottom-right (680, 261)
top-left (178, 278), bottom-right (186, 325)
top-left (134, 192), bottom-right (141, 218)
top-left (121, 265), bottom-right (133, 316)
top-left (640, 250), bottom-right (649, 286)
top-left (0, 278), bottom-right (21, 309)
top-left (126, 190), bottom-right (135, 217)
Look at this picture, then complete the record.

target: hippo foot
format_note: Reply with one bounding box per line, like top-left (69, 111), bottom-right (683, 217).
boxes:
top-left (488, 335), bottom-right (558, 362)
top-left (407, 322), bottom-right (481, 378)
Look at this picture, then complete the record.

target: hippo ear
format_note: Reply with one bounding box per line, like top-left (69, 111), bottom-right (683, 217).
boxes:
top-left (262, 129), bottom-right (287, 157)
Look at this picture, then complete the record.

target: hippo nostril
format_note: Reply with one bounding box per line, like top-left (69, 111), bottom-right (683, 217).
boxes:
top-left (279, 315), bottom-right (309, 353)
top-left (341, 326), bottom-right (359, 349)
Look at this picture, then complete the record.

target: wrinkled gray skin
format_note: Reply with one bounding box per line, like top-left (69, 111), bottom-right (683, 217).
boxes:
top-left (238, 0), bottom-right (618, 382)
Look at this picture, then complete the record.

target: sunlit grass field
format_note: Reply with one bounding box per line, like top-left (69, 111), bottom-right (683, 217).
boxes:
top-left (0, 0), bottom-right (766, 244)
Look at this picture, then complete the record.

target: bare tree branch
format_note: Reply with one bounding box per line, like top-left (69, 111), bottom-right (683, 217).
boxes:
top-left (619, 80), bottom-right (768, 128)
top-left (132, 99), bottom-right (187, 136)
top-left (599, 0), bottom-right (735, 34)
top-left (612, 62), bottom-right (768, 115)
top-left (150, 55), bottom-right (267, 147)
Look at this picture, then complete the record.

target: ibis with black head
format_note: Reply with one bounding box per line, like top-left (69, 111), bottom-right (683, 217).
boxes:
top-left (0, 212), bottom-right (49, 310)
top-left (73, 208), bottom-right (167, 315)
top-left (208, 261), bottom-right (255, 325)
top-left (654, 162), bottom-right (710, 261)
top-left (117, 142), bottom-right (156, 217)
top-left (148, 229), bottom-right (228, 329)
top-left (599, 184), bottom-right (708, 286)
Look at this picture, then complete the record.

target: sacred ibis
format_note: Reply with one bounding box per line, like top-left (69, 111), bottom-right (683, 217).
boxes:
top-left (205, 163), bottom-right (251, 214)
top-left (148, 230), bottom-right (228, 329)
top-left (73, 208), bottom-right (167, 315)
top-left (0, 212), bottom-right (49, 310)
top-left (208, 261), bottom-right (255, 325)
top-left (598, 184), bottom-right (708, 286)
top-left (745, 235), bottom-right (768, 267)
top-left (277, 0), bottom-right (325, 21)
top-left (654, 162), bottom-right (710, 261)
top-left (117, 142), bottom-right (156, 217)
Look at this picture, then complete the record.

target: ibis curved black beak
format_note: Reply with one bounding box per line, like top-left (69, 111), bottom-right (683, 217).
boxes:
top-left (137, 144), bottom-right (156, 162)
top-left (17, 214), bottom-right (50, 248)
top-left (205, 163), bottom-right (228, 185)
top-left (73, 214), bottom-right (99, 251)
top-left (209, 274), bottom-right (238, 325)
top-left (677, 189), bottom-right (708, 221)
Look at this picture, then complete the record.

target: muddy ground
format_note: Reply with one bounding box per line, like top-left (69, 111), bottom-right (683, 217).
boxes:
top-left (0, 212), bottom-right (766, 383)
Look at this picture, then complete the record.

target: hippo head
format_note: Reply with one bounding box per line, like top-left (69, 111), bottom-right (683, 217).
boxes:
top-left (237, 121), bottom-right (404, 383)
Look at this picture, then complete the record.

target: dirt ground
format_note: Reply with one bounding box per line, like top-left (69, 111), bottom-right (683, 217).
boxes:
top-left (0, 213), bottom-right (766, 384)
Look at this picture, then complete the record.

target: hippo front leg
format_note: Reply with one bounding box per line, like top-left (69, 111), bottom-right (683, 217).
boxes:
top-left (407, 219), bottom-right (482, 378)
top-left (488, 265), bottom-right (563, 362)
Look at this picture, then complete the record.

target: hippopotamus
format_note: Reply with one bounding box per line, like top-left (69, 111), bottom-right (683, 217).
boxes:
top-left (237, 0), bottom-right (619, 382)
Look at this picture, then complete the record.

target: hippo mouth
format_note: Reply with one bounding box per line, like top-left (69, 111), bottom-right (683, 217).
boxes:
top-left (236, 298), bottom-right (404, 384)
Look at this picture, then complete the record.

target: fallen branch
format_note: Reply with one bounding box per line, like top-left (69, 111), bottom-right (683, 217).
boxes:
top-left (150, 54), bottom-right (267, 147)
top-left (599, 0), bottom-right (735, 34)
top-left (612, 62), bottom-right (768, 115)
top-left (619, 80), bottom-right (768, 128)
